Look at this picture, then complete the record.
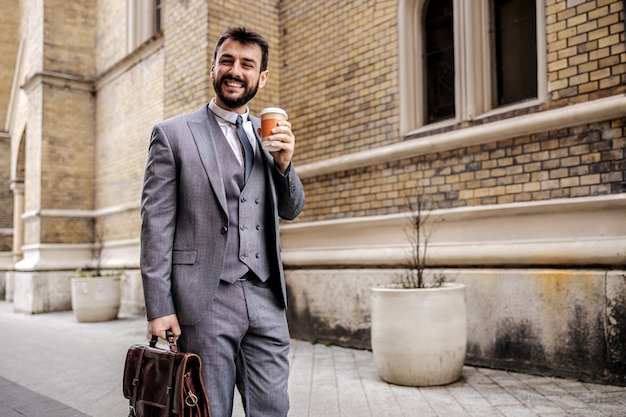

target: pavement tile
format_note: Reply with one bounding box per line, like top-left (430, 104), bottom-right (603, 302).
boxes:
top-left (1, 301), bottom-right (626, 417)
top-left (0, 376), bottom-right (89, 417)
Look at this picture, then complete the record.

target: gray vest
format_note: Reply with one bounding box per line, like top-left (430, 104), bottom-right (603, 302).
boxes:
top-left (215, 135), bottom-right (272, 282)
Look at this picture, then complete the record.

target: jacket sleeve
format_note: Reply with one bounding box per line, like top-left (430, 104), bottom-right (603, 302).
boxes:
top-left (272, 162), bottom-right (305, 221)
top-left (140, 124), bottom-right (178, 321)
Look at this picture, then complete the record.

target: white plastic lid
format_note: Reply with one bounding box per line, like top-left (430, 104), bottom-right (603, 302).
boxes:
top-left (259, 107), bottom-right (288, 118)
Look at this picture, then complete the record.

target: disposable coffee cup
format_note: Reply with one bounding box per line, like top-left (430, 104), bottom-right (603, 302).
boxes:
top-left (259, 107), bottom-right (288, 151)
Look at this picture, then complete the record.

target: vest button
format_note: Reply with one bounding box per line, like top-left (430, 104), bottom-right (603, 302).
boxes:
top-left (255, 253), bottom-right (260, 259)
top-left (241, 197), bottom-right (247, 203)
top-left (220, 226), bottom-right (228, 234)
top-left (255, 198), bottom-right (260, 204)
top-left (256, 225), bottom-right (261, 230)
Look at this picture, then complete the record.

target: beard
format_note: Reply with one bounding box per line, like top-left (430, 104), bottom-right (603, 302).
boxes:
top-left (213, 75), bottom-right (260, 109)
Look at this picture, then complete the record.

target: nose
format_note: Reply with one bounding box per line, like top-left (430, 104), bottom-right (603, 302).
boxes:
top-left (228, 60), bottom-right (244, 77)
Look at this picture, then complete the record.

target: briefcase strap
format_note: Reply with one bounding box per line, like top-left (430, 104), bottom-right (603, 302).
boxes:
top-left (150, 329), bottom-right (178, 353)
top-left (127, 348), bottom-right (145, 417)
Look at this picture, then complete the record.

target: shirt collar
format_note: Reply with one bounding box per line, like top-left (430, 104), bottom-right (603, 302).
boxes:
top-left (208, 98), bottom-right (249, 125)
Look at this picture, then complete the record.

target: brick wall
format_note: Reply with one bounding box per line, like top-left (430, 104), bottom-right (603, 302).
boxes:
top-left (282, 0), bottom-right (625, 222)
top-left (547, 0), bottom-right (626, 106)
top-left (280, 0), bottom-right (399, 165)
top-left (43, 0), bottom-right (96, 79)
top-left (94, 46), bottom-right (165, 241)
top-left (20, 1), bottom-right (97, 246)
top-left (301, 119), bottom-right (625, 221)
top-left (0, 0), bottom-right (19, 128)
top-left (95, 0), bottom-right (127, 73)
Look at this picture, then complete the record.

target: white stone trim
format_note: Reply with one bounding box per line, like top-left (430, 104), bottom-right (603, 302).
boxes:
top-left (21, 203), bottom-right (140, 220)
top-left (280, 195), bottom-right (626, 267)
top-left (297, 94), bottom-right (626, 179)
top-left (14, 238), bottom-right (140, 271)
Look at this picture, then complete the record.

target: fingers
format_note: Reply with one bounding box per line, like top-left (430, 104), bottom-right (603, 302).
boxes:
top-left (267, 120), bottom-right (294, 151)
top-left (267, 120), bottom-right (295, 173)
top-left (148, 314), bottom-right (181, 341)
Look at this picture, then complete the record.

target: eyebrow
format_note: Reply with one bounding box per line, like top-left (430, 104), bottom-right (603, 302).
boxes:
top-left (220, 52), bottom-right (258, 66)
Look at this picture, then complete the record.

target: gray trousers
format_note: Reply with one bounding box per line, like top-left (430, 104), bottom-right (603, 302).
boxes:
top-left (179, 278), bottom-right (290, 417)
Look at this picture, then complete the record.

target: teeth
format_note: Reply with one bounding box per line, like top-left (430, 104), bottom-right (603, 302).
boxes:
top-left (226, 80), bottom-right (242, 88)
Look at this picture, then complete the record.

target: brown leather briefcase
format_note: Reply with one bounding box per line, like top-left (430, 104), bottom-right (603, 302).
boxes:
top-left (123, 331), bottom-right (210, 417)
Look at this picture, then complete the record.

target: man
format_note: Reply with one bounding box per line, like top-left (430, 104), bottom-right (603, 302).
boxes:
top-left (140, 27), bottom-right (305, 417)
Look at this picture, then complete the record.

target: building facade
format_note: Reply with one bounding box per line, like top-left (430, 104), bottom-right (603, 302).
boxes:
top-left (0, 0), bottom-right (624, 385)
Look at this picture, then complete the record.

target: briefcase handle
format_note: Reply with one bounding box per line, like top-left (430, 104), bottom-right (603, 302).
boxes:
top-left (149, 329), bottom-right (179, 353)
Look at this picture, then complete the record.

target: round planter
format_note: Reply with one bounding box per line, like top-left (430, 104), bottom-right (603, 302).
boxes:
top-left (71, 276), bottom-right (121, 322)
top-left (370, 283), bottom-right (467, 386)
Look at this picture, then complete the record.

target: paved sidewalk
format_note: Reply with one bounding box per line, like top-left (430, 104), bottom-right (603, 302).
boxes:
top-left (0, 300), bottom-right (624, 417)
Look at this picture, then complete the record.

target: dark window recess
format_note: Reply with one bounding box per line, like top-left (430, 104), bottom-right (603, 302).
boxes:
top-left (424, 0), bottom-right (455, 124)
top-left (492, 0), bottom-right (537, 107)
top-left (155, 0), bottom-right (163, 34)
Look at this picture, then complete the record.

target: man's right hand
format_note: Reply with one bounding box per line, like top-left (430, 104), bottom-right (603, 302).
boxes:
top-left (148, 314), bottom-right (181, 341)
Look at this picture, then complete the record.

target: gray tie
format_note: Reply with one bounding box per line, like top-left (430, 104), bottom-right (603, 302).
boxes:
top-left (235, 115), bottom-right (254, 182)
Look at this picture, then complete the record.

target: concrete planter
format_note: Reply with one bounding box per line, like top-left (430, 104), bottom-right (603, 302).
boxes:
top-left (370, 283), bottom-right (467, 386)
top-left (70, 275), bottom-right (121, 322)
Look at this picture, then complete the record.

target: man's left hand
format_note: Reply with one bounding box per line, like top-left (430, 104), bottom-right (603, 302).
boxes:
top-left (259, 120), bottom-right (295, 173)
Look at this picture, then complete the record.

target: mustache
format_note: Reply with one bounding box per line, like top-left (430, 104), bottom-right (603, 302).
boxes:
top-left (220, 75), bottom-right (247, 87)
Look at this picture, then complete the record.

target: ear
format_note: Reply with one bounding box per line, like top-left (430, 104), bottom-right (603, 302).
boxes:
top-left (258, 70), bottom-right (269, 89)
top-left (210, 60), bottom-right (216, 80)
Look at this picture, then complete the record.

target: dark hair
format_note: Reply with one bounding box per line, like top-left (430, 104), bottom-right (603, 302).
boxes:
top-left (213, 27), bottom-right (269, 72)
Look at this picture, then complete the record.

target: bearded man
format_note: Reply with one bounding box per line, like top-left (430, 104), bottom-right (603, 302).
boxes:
top-left (140, 26), bottom-right (305, 417)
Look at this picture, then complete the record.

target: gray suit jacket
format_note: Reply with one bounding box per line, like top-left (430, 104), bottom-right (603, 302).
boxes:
top-left (140, 105), bottom-right (305, 325)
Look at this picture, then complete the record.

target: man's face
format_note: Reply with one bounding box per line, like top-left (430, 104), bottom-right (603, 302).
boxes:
top-left (211, 39), bottom-right (268, 113)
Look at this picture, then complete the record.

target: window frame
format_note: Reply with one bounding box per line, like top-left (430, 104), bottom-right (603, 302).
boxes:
top-left (127, 0), bottom-right (163, 53)
top-left (399, 0), bottom-right (546, 136)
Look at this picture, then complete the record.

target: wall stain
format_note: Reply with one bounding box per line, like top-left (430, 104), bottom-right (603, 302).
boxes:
top-left (287, 271), bottom-right (626, 386)
top-left (286, 285), bottom-right (370, 349)
top-left (605, 274), bottom-right (626, 385)
top-left (495, 318), bottom-right (546, 363)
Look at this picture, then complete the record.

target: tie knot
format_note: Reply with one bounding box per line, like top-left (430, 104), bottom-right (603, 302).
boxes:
top-left (236, 115), bottom-right (243, 127)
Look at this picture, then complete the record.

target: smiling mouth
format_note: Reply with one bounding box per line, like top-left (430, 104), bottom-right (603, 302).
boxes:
top-left (223, 78), bottom-right (245, 90)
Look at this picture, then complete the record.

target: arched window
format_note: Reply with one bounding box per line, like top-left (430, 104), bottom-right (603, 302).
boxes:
top-left (399, 0), bottom-right (546, 135)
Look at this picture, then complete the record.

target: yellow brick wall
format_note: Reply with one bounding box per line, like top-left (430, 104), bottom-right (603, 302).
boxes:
top-left (301, 119), bottom-right (625, 220)
top-left (95, 0), bottom-right (127, 73)
top-left (162, 0), bottom-right (211, 118)
top-left (43, 0), bottom-right (96, 79)
top-left (0, 0), bottom-right (19, 128)
top-left (39, 81), bottom-right (95, 243)
top-left (283, 0), bottom-right (625, 222)
top-left (546, 0), bottom-right (626, 106)
top-left (19, 1), bottom-right (97, 246)
top-left (280, 0), bottom-right (400, 165)
top-left (4, 0), bottom-right (625, 247)
top-left (95, 47), bottom-right (165, 241)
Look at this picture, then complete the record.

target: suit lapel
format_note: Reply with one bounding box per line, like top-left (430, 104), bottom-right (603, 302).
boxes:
top-left (187, 108), bottom-right (228, 215)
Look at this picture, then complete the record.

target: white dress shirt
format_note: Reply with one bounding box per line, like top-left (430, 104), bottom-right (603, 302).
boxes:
top-left (208, 98), bottom-right (257, 166)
